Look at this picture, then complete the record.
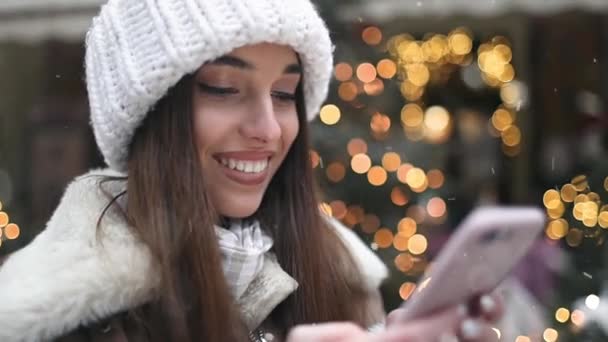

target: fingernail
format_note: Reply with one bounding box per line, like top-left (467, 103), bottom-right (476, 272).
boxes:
top-left (439, 333), bottom-right (460, 342)
top-left (460, 319), bottom-right (482, 340)
top-left (480, 295), bottom-right (496, 314)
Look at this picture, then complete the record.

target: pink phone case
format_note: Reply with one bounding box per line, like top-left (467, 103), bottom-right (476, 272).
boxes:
top-left (398, 206), bottom-right (546, 321)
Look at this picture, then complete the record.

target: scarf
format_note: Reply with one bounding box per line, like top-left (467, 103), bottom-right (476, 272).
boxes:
top-left (215, 219), bottom-right (274, 299)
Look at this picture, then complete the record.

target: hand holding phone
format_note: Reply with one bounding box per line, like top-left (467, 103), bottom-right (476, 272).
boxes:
top-left (397, 206), bottom-right (546, 322)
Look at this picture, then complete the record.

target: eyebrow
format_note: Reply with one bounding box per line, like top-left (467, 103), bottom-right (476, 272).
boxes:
top-left (210, 55), bottom-right (302, 74)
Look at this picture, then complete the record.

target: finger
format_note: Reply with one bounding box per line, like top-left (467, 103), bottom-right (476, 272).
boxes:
top-left (379, 305), bottom-right (468, 341)
top-left (385, 308), bottom-right (405, 327)
top-left (286, 322), bottom-right (365, 342)
top-left (478, 292), bottom-right (504, 322)
top-left (459, 318), bottom-right (500, 342)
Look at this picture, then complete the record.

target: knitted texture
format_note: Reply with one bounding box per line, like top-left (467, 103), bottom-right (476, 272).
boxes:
top-left (85, 0), bottom-right (334, 171)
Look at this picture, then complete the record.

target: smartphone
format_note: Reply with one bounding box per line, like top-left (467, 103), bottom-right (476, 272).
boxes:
top-left (397, 206), bottom-right (546, 321)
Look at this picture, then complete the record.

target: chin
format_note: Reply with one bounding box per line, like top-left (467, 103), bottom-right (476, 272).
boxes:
top-left (217, 203), bottom-right (262, 220)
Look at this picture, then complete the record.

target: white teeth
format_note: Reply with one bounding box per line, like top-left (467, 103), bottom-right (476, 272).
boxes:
top-left (218, 157), bottom-right (269, 174)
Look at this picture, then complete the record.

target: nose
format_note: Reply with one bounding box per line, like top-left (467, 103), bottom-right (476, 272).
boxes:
top-left (240, 96), bottom-right (281, 142)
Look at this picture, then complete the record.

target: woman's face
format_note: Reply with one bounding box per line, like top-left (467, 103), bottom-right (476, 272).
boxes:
top-left (192, 43), bottom-right (301, 219)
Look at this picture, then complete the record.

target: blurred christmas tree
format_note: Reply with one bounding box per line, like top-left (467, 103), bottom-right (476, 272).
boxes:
top-left (310, 15), bottom-right (608, 341)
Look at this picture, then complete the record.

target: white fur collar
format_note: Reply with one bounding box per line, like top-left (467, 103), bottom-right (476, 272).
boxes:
top-left (0, 169), bottom-right (388, 341)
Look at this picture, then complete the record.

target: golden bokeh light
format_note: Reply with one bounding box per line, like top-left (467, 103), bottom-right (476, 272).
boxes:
top-left (326, 162), bottom-right (346, 183)
top-left (395, 253), bottom-right (414, 272)
top-left (408, 234), bottom-right (428, 255)
top-left (543, 328), bottom-right (558, 342)
top-left (427, 169), bottom-right (445, 189)
top-left (399, 282), bottom-right (417, 300)
top-left (560, 184), bottom-right (577, 203)
top-left (0, 211), bottom-right (8, 227)
top-left (361, 214), bottom-right (381, 234)
top-left (400, 80), bottom-right (425, 101)
top-left (499, 64), bottom-right (515, 82)
top-left (571, 309), bottom-right (585, 327)
top-left (338, 81), bottom-right (358, 102)
top-left (406, 168), bottom-right (427, 189)
top-left (574, 194), bottom-right (589, 205)
top-left (393, 233), bottom-right (410, 252)
top-left (547, 219), bottom-right (568, 239)
top-left (572, 175), bottom-right (589, 192)
top-left (368, 166), bottom-right (388, 186)
top-left (371, 113), bottom-right (391, 134)
top-left (598, 211), bottom-right (608, 229)
top-left (391, 187), bottom-right (409, 206)
top-left (555, 307), bottom-right (570, 323)
top-left (423, 35), bottom-right (448, 63)
top-left (398, 217), bottom-right (417, 237)
top-left (604, 176), bottom-right (608, 192)
top-left (382, 152), bottom-right (402, 172)
top-left (309, 150), bottom-right (320, 168)
top-left (449, 32), bottom-right (473, 55)
top-left (401, 104), bottom-right (424, 128)
top-left (547, 201), bottom-right (565, 219)
top-left (320, 104), bottom-right (341, 125)
top-left (566, 228), bottom-right (583, 247)
top-left (351, 153), bottom-right (372, 174)
top-left (362, 26), bottom-right (383, 46)
top-left (491, 108), bottom-right (514, 132)
top-left (334, 63), bottom-right (353, 82)
top-left (0, 200), bottom-right (2, 211)
top-left (515, 336), bottom-right (531, 342)
top-left (347, 138), bottom-right (368, 156)
top-left (397, 163), bottom-right (414, 184)
top-left (363, 78), bottom-right (384, 96)
top-left (329, 201), bottom-right (347, 220)
top-left (374, 228), bottom-right (394, 248)
top-left (500, 82), bottom-right (522, 108)
top-left (494, 44), bottom-right (513, 63)
top-left (357, 63), bottom-right (377, 83)
top-left (406, 63), bottom-right (430, 87)
top-left (543, 189), bottom-right (561, 209)
top-left (427, 197), bottom-right (447, 218)
top-left (377, 59), bottom-right (397, 79)
top-left (424, 106), bottom-right (450, 132)
top-left (399, 41), bottom-right (424, 64)
top-left (501, 125), bottom-right (521, 147)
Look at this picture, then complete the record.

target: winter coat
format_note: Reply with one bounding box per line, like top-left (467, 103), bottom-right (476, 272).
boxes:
top-left (0, 169), bottom-right (388, 342)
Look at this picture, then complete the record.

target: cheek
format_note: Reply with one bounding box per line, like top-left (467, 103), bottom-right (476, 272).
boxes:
top-left (281, 114), bottom-right (300, 147)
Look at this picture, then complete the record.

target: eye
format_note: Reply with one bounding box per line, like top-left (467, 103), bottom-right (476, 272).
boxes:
top-left (271, 91), bottom-right (296, 102)
top-left (197, 83), bottom-right (239, 95)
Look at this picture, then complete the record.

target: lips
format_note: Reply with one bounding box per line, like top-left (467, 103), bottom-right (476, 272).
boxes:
top-left (213, 151), bottom-right (274, 186)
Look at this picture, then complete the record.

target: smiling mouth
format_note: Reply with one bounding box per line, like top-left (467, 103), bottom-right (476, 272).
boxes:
top-left (214, 157), bottom-right (271, 174)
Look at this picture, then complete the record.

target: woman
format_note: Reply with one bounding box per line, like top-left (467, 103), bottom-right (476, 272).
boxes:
top-left (0, 0), bottom-right (501, 341)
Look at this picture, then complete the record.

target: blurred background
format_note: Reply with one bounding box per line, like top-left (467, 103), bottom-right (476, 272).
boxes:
top-left (1, 0), bottom-right (607, 341)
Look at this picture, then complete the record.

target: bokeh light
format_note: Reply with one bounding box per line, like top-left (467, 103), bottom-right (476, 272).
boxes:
top-left (334, 63), bottom-right (353, 81)
top-left (320, 104), bottom-right (341, 125)
top-left (543, 328), bottom-right (558, 342)
top-left (338, 81), bottom-right (358, 101)
top-left (377, 59), bottom-right (397, 79)
top-left (361, 214), bottom-right (381, 234)
top-left (391, 187), bottom-right (409, 206)
top-left (427, 197), bottom-right (447, 218)
top-left (326, 162), bottom-right (346, 183)
top-left (362, 26), bottom-right (383, 46)
top-left (382, 152), bottom-right (401, 172)
top-left (398, 217), bottom-right (417, 237)
top-left (351, 153), bottom-right (372, 174)
top-left (367, 166), bottom-right (388, 186)
top-left (555, 307), bottom-right (570, 323)
top-left (399, 282), bottom-right (417, 300)
top-left (347, 138), bottom-right (368, 156)
top-left (357, 63), bottom-right (377, 83)
top-left (374, 228), bottom-right (394, 248)
top-left (408, 234), bottom-right (428, 255)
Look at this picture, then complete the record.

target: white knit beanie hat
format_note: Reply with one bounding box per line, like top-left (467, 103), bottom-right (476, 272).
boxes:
top-left (85, 0), bottom-right (334, 171)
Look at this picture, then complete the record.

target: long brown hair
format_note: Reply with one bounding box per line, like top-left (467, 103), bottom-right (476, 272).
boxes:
top-left (98, 72), bottom-right (371, 341)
